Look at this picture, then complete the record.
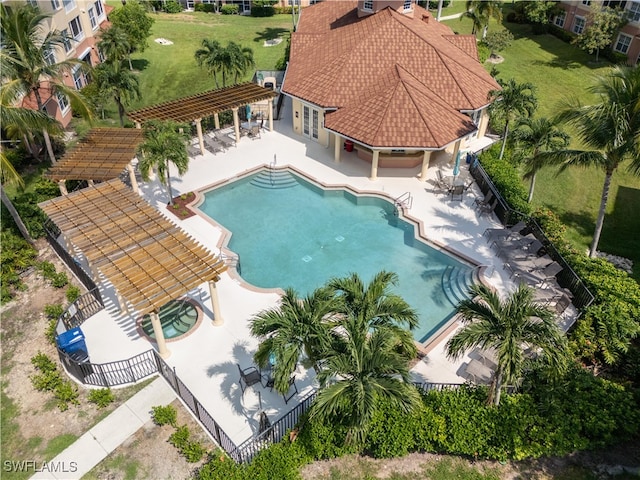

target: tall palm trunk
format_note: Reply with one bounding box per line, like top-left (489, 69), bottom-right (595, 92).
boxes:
top-left (32, 88), bottom-right (56, 164)
top-left (128, 55), bottom-right (133, 71)
top-left (487, 366), bottom-right (503, 406)
top-left (165, 167), bottom-right (174, 205)
top-left (1, 186), bottom-right (35, 246)
top-left (115, 94), bottom-right (126, 127)
top-left (527, 172), bottom-right (536, 203)
top-left (589, 169), bottom-right (613, 258)
top-left (499, 121), bottom-right (510, 160)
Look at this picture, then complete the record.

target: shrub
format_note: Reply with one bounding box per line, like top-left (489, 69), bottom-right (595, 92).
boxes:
top-left (478, 145), bottom-right (531, 215)
top-left (162, 0), bottom-right (182, 13)
top-left (220, 4), bottom-right (238, 14)
top-left (194, 3), bottom-right (217, 13)
top-left (169, 425), bottom-right (206, 463)
top-left (55, 380), bottom-right (80, 411)
top-left (295, 413), bottom-right (359, 460)
top-left (37, 261), bottom-right (68, 288)
top-left (273, 6), bottom-right (292, 14)
top-left (602, 49), bottom-right (629, 65)
top-left (151, 404), bottom-right (178, 427)
top-left (549, 25), bottom-right (576, 44)
top-left (477, 43), bottom-right (490, 63)
top-left (246, 440), bottom-right (307, 480)
top-left (31, 352), bottom-right (58, 373)
top-left (88, 388), bottom-right (115, 409)
top-left (0, 231), bottom-right (37, 303)
top-left (251, 5), bottom-right (274, 17)
top-left (66, 285), bottom-right (81, 303)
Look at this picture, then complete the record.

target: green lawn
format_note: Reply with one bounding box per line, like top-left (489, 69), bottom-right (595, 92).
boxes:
top-left (443, 16), bottom-right (640, 278)
top-left (127, 11), bottom-right (292, 109)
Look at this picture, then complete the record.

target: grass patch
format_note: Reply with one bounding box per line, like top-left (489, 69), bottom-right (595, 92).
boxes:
top-left (82, 454), bottom-right (141, 480)
top-left (44, 434), bottom-right (77, 460)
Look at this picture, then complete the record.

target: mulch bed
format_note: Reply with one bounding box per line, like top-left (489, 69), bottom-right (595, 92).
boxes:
top-left (166, 192), bottom-right (196, 220)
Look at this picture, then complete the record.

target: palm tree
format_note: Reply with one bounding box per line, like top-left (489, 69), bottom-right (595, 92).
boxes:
top-left (488, 78), bottom-right (538, 160)
top-left (195, 39), bottom-right (223, 89)
top-left (137, 120), bottom-right (190, 205)
top-left (543, 66), bottom-right (640, 258)
top-left (310, 302), bottom-right (422, 446)
top-left (227, 42), bottom-right (255, 84)
top-left (92, 62), bottom-right (141, 127)
top-left (1, 78), bottom-right (62, 245)
top-left (512, 116), bottom-right (570, 203)
top-left (0, 4), bottom-right (93, 163)
top-left (446, 283), bottom-right (568, 406)
top-left (473, 0), bottom-right (503, 38)
top-left (460, 5), bottom-right (487, 37)
top-left (327, 271), bottom-right (419, 356)
top-left (250, 287), bottom-right (336, 393)
top-left (97, 25), bottom-right (131, 67)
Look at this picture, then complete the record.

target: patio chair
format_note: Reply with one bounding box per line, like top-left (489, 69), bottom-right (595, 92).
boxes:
top-left (504, 254), bottom-right (554, 278)
top-left (214, 130), bottom-right (235, 149)
top-left (478, 198), bottom-right (498, 216)
top-left (433, 169), bottom-right (450, 194)
top-left (204, 137), bottom-right (223, 154)
top-left (237, 364), bottom-right (262, 394)
top-left (553, 292), bottom-right (573, 316)
top-left (513, 261), bottom-right (563, 287)
top-left (282, 375), bottom-right (298, 404)
top-left (248, 125), bottom-right (261, 139)
top-left (465, 358), bottom-right (493, 384)
top-left (497, 239), bottom-right (544, 262)
top-left (449, 184), bottom-right (464, 201)
top-left (472, 190), bottom-right (494, 210)
top-left (187, 144), bottom-right (202, 157)
top-left (483, 220), bottom-right (527, 241)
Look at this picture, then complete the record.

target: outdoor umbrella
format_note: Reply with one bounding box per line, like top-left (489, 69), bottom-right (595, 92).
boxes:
top-left (453, 150), bottom-right (461, 179)
top-left (245, 104), bottom-right (252, 122)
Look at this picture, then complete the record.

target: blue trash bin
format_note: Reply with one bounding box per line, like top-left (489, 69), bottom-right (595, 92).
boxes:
top-left (56, 327), bottom-right (89, 362)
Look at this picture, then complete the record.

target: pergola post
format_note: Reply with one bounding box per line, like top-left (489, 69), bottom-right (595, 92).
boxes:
top-left (369, 150), bottom-right (380, 181)
top-left (150, 310), bottom-right (171, 358)
top-left (419, 151), bottom-right (432, 182)
top-left (451, 139), bottom-right (461, 166)
top-left (232, 107), bottom-right (240, 144)
top-left (88, 179), bottom-right (95, 187)
top-left (195, 118), bottom-right (205, 156)
top-left (115, 291), bottom-right (129, 314)
top-left (208, 280), bottom-right (224, 326)
top-left (127, 162), bottom-right (140, 194)
top-left (58, 180), bottom-right (68, 196)
top-left (268, 98), bottom-right (274, 132)
top-left (334, 133), bottom-right (342, 163)
top-left (134, 122), bottom-right (141, 129)
top-left (214, 113), bottom-right (220, 130)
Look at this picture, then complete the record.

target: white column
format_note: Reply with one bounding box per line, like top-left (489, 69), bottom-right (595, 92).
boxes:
top-left (150, 311), bottom-right (171, 358)
top-left (208, 280), bottom-right (224, 326)
top-left (195, 118), bottom-right (205, 156)
top-left (268, 98), bottom-right (274, 131)
top-left (87, 179), bottom-right (95, 187)
top-left (419, 151), bottom-right (432, 182)
top-left (58, 180), bottom-right (68, 196)
top-left (214, 113), bottom-right (220, 130)
top-left (232, 107), bottom-right (240, 144)
top-left (451, 139), bottom-right (461, 166)
top-left (370, 150), bottom-right (379, 181)
top-left (127, 162), bottom-right (140, 194)
top-left (135, 122), bottom-right (141, 129)
top-left (334, 133), bottom-right (342, 163)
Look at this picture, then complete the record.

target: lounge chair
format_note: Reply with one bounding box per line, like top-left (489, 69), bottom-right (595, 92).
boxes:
top-left (187, 144), bottom-right (202, 157)
top-left (472, 190), bottom-right (494, 210)
top-left (433, 169), bottom-right (450, 194)
top-left (478, 198), bottom-right (498, 216)
top-left (237, 364), bottom-right (262, 394)
top-left (497, 239), bottom-right (544, 262)
top-left (513, 261), bottom-right (563, 287)
top-left (483, 220), bottom-right (528, 241)
top-left (214, 131), bottom-right (234, 149)
top-left (504, 254), bottom-right (554, 278)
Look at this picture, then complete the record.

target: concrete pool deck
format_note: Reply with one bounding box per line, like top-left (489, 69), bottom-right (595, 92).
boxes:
top-left (75, 97), bottom-right (519, 448)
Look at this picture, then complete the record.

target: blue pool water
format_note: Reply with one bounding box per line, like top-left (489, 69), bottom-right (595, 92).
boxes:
top-left (200, 170), bottom-right (473, 342)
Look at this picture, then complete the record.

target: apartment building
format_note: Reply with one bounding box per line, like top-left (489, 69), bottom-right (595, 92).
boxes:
top-left (554, 1), bottom-right (640, 65)
top-left (5, 0), bottom-right (110, 127)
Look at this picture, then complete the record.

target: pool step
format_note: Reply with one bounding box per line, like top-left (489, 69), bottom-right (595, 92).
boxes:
top-left (250, 170), bottom-right (298, 189)
top-left (441, 266), bottom-right (477, 307)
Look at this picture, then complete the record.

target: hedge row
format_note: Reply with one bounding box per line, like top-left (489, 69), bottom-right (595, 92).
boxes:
top-left (194, 367), bottom-right (638, 479)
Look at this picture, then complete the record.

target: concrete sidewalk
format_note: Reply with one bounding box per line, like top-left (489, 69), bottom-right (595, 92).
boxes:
top-left (30, 378), bottom-right (175, 480)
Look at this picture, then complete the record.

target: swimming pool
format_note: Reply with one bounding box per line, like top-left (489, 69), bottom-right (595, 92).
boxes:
top-left (199, 168), bottom-right (474, 343)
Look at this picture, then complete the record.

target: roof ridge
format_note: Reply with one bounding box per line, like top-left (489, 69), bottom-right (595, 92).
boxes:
top-left (395, 66), bottom-right (439, 145)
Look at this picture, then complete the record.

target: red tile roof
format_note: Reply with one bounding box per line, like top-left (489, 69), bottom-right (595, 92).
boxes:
top-left (282, 1), bottom-right (500, 149)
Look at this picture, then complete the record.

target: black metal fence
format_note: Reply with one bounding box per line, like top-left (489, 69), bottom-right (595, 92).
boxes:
top-left (469, 160), bottom-right (595, 311)
top-left (43, 218), bottom-right (102, 297)
top-left (58, 348), bottom-right (158, 387)
top-left (58, 287), bottom-right (104, 330)
top-left (412, 382), bottom-right (463, 393)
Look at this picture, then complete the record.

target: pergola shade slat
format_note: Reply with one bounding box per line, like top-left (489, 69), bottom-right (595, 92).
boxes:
top-left (128, 83), bottom-right (276, 124)
top-left (46, 128), bottom-right (145, 182)
top-left (39, 179), bottom-right (227, 315)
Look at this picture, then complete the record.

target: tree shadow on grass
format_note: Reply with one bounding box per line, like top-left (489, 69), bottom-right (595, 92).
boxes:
top-left (130, 58), bottom-right (150, 72)
top-left (555, 209), bottom-right (594, 243)
top-left (253, 27), bottom-right (290, 43)
top-left (531, 58), bottom-right (583, 70)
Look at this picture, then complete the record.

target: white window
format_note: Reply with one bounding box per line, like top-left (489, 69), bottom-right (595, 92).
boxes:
top-left (363, 0), bottom-right (373, 11)
top-left (27, 0), bottom-right (38, 7)
top-left (57, 92), bottom-right (70, 112)
top-left (94, 0), bottom-right (104, 17)
top-left (61, 29), bottom-right (73, 53)
top-left (51, 0), bottom-right (62, 10)
top-left (554, 12), bottom-right (566, 27)
top-left (615, 33), bottom-right (632, 53)
top-left (573, 17), bottom-right (586, 34)
top-left (72, 66), bottom-right (86, 90)
top-left (63, 0), bottom-right (76, 13)
top-left (44, 48), bottom-right (56, 66)
top-left (68, 16), bottom-right (84, 41)
top-left (628, 1), bottom-right (640, 22)
top-left (88, 7), bottom-right (97, 30)
top-left (582, 0), bottom-right (591, 5)
top-left (403, 0), bottom-right (412, 11)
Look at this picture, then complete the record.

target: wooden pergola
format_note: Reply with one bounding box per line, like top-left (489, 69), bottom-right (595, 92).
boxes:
top-left (128, 83), bottom-right (277, 154)
top-left (45, 128), bottom-right (145, 196)
top-left (39, 179), bottom-right (228, 358)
